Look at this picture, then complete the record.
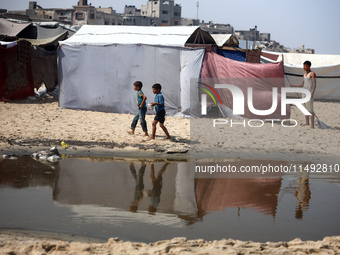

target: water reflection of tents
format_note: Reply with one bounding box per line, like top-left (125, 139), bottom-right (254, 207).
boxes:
top-left (53, 160), bottom-right (197, 218)
top-left (53, 159), bottom-right (282, 223)
top-left (195, 178), bottom-right (281, 218)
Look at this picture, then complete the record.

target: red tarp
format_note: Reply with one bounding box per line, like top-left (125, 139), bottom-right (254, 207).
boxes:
top-left (201, 52), bottom-right (290, 119)
top-left (0, 44), bottom-right (34, 101)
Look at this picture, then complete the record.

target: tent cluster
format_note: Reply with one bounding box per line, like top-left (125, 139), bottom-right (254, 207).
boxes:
top-left (2, 22), bottom-right (339, 119)
top-left (58, 25), bottom-right (290, 119)
top-left (0, 19), bottom-right (74, 101)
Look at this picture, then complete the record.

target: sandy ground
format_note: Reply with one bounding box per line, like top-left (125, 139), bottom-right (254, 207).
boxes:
top-left (1, 231), bottom-right (340, 255)
top-left (190, 100), bottom-right (340, 164)
top-left (1, 98), bottom-right (339, 162)
top-left (0, 98), bottom-right (190, 156)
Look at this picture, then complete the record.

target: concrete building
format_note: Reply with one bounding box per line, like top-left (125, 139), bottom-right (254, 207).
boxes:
top-left (122, 5), bottom-right (159, 26)
top-left (199, 21), bottom-right (234, 34)
top-left (7, 1), bottom-right (123, 26)
top-left (259, 32), bottom-right (270, 42)
top-left (181, 18), bottom-right (199, 26)
top-left (73, 0), bottom-right (123, 26)
top-left (293, 44), bottom-right (315, 54)
top-left (141, 0), bottom-right (182, 26)
top-left (235, 26), bottom-right (260, 41)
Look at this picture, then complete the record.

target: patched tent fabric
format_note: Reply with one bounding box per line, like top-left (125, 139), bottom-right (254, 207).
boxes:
top-left (200, 52), bottom-right (290, 119)
top-left (0, 44), bottom-right (34, 101)
top-left (58, 44), bottom-right (205, 115)
top-left (261, 51), bottom-right (340, 100)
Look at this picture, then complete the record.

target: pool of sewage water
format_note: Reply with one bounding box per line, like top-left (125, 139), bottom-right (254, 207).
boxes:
top-left (0, 156), bottom-right (339, 243)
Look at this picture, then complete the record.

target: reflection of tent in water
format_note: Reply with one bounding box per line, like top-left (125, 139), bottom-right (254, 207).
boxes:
top-left (195, 178), bottom-right (281, 217)
top-left (52, 159), bottom-right (282, 223)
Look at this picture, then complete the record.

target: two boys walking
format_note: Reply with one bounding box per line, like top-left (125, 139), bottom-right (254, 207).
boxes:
top-left (128, 81), bottom-right (171, 139)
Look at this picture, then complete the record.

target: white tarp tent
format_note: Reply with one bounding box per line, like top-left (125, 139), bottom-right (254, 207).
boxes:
top-left (261, 51), bottom-right (340, 100)
top-left (60, 25), bottom-right (214, 47)
top-left (58, 26), bottom-right (206, 115)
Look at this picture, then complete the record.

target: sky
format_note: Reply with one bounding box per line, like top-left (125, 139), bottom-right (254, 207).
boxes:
top-left (1, 0), bottom-right (340, 55)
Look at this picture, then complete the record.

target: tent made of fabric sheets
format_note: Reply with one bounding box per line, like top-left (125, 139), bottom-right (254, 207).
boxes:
top-left (0, 41), bottom-right (34, 101)
top-left (0, 19), bottom-right (31, 38)
top-left (60, 25), bottom-right (215, 47)
top-left (58, 43), bottom-right (205, 116)
top-left (211, 34), bottom-right (239, 48)
top-left (200, 51), bottom-right (290, 119)
top-left (261, 51), bottom-right (340, 100)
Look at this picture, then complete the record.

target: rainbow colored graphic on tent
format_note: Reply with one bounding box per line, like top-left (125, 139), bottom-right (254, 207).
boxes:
top-left (198, 82), bottom-right (222, 106)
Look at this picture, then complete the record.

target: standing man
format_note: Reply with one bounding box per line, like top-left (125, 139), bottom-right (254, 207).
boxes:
top-left (290, 61), bottom-right (317, 128)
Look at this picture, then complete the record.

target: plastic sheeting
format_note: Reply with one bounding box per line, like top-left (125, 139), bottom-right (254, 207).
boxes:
top-left (200, 52), bottom-right (290, 120)
top-left (60, 25), bottom-right (211, 47)
top-left (0, 19), bottom-right (31, 38)
top-left (262, 51), bottom-right (340, 100)
top-left (0, 41), bottom-right (17, 48)
top-left (58, 44), bottom-right (205, 115)
top-left (217, 49), bottom-right (246, 62)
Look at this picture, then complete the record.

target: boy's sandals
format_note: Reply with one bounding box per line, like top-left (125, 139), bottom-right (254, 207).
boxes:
top-left (127, 130), bottom-right (134, 135)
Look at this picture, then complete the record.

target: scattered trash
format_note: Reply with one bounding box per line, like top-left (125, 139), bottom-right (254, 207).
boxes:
top-left (27, 84), bottom-right (60, 101)
top-left (35, 83), bottom-right (47, 97)
top-left (61, 141), bottom-right (68, 148)
top-left (2, 154), bottom-right (18, 160)
top-left (31, 146), bottom-right (61, 162)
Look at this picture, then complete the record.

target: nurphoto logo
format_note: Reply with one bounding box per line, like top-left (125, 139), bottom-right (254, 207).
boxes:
top-left (199, 82), bottom-right (312, 128)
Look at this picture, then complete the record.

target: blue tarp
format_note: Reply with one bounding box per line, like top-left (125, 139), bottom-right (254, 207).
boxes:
top-left (217, 49), bottom-right (246, 62)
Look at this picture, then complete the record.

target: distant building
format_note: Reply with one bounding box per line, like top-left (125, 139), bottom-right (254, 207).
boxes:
top-left (140, 0), bottom-right (182, 26)
top-left (73, 1), bottom-right (123, 26)
top-left (122, 5), bottom-right (159, 26)
top-left (293, 44), bottom-right (315, 54)
top-left (259, 33), bottom-right (270, 42)
top-left (199, 21), bottom-right (234, 34)
top-left (181, 18), bottom-right (199, 26)
top-left (7, 1), bottom-right (123, 26)
top-left (235, 26), bottom-right (260, 41)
